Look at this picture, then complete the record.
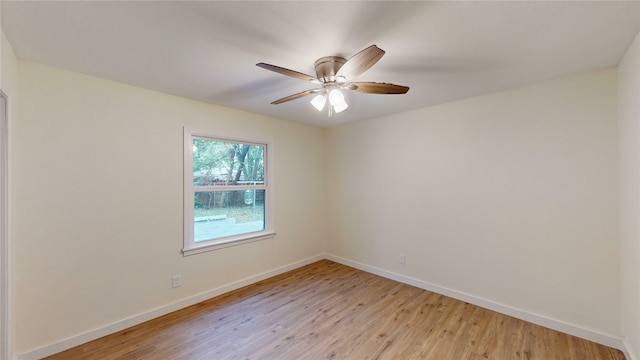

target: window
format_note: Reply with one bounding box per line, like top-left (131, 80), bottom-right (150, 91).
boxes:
top-left (183, 128), bottom-right (274, 255)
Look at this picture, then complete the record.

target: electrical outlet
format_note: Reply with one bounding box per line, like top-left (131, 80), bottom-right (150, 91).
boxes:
top-left (399, 254), bottom-right (406, 265)
top-left (172, 274), bottom-right (181, 288)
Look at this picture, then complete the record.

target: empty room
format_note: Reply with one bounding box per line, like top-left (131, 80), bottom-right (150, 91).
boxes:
top-left (1, 1), bottom-right (639, 359)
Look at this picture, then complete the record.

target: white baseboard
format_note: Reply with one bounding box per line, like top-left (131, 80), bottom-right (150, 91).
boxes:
top-left (17, 253), bottom-right (629, 359)
top-left (623, 339), bottom-right (638, 360)
top-left (324, 254), bottom-right (627, 353)
top-left (17, 254), bottom-right (325, 360)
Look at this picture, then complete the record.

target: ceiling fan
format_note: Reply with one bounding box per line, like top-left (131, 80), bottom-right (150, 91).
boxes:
top-left (256, 45), bottom-right (409, 115)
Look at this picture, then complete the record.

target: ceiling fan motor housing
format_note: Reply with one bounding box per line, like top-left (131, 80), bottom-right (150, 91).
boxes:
top-left (314, 56), bottom-right (347, 83)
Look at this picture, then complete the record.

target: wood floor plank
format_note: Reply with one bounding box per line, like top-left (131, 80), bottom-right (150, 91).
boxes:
top-left (44, 260), bottom-right (625, 360)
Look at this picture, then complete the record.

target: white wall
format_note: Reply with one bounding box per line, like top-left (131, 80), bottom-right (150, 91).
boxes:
top-left (7, 40), bottom-right (633, 358)
top-left (12, 61), bottom-right (326, 355)
top-left (619, 32), bottom-right (640, 360)
top-left (326, 69), bottom-right (621, 340)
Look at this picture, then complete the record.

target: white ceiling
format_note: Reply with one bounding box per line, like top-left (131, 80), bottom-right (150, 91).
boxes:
top-left (2, 1), bottom-right (639, 127)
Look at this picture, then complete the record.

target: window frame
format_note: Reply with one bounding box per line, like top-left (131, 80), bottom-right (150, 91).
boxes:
top-left (183, 128), bottom-right (275, 256)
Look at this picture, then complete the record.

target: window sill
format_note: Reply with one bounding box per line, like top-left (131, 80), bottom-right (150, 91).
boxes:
top-left (182, 231), bottom-right (276, 256)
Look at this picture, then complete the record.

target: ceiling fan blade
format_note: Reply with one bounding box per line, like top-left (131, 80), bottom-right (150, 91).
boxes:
top-left (257, 63), bottom-right (321, 84)
top-left (347, 82), bottom-right (410, 94)
top-left (271, 88), bottom-right (323, 104)
top-left (336, 45), bottom-right (385, 80)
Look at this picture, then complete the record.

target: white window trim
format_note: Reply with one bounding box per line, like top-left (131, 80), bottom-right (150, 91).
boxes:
top-left (183, 128), bottom-right (275, 256)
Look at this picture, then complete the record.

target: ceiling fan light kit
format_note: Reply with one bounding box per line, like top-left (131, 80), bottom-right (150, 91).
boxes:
top-left (257, 45), bottom-right (409, 116)
top-left (328, 88), bottom-right (348, 113)
top-left (310, 94), bottom-right (327, 111)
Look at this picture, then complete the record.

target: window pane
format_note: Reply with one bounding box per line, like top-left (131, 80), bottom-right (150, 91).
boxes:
top-left (194, 190), bottom-right (265, 242)
top-left (193, 139), bottom-right (264, 187)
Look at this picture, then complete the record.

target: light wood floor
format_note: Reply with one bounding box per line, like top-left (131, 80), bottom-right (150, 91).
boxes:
top-left (45, 260), bottom-right (625, 359)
